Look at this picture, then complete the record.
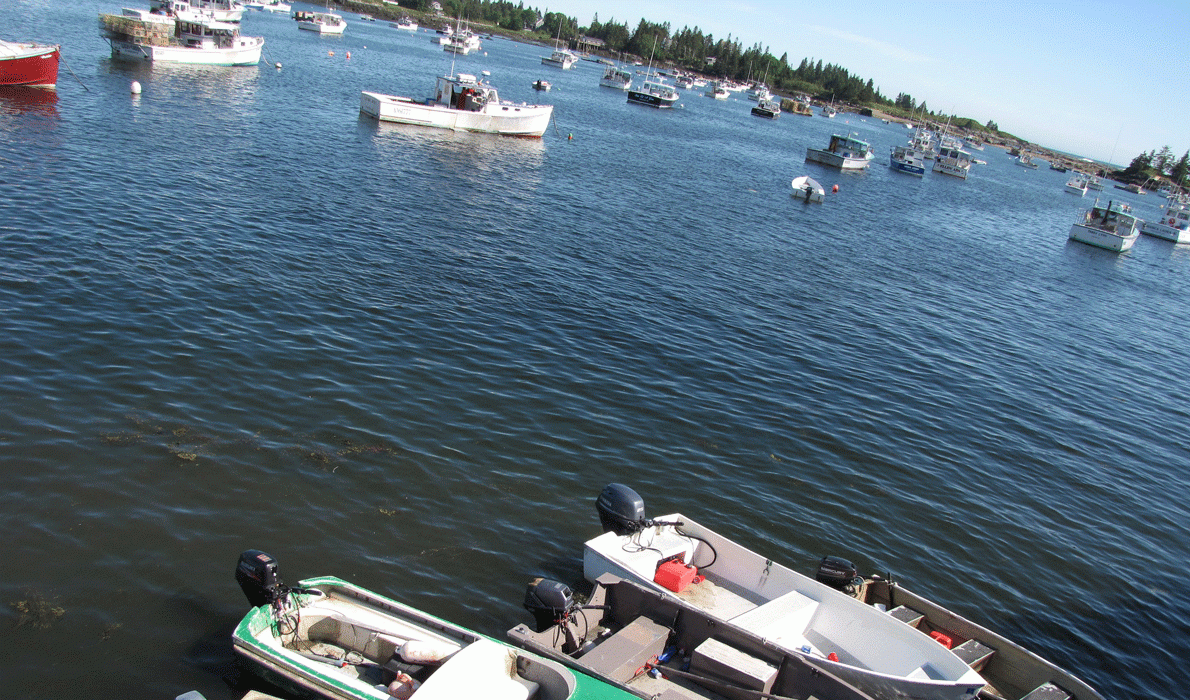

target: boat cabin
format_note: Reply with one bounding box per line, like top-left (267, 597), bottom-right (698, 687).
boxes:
top-left (433, 73), bottom-right (499, 112)
top-left (826, 134), bottom-right (871, 157)
top-left (1083, 202), bottom-right (1137, 233)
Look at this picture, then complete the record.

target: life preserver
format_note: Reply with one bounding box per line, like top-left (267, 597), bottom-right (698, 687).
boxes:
top-left (1170, 218), bottom-right (1177, 225)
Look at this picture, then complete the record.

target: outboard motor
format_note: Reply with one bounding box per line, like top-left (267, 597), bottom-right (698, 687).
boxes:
top-left (816, 555), bottom-right (862, 597)
top-left (523, 578), bottom-right (575, 633)
top-left (596, 483), bottom-right (646, 535)
top-left (236, 549), bottom-right (285, 608)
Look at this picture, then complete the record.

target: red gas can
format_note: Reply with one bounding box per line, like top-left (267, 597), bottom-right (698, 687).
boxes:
top-left (654, 559), bottom-right (698, 593)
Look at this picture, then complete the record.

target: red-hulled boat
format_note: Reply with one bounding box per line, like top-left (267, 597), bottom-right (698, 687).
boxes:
top-left (0, 39), bottom-right (61, 88)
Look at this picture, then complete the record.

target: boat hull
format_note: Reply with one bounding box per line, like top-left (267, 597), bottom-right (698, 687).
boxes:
top-left (584, 515), bottom-right (986, 700)
top-left (360, 91), bottom-right (553, 137)
top-left (234, 575), bottom-right (631, 700)
top-left (108, 37), bottom-right (264, 65)
top-left (1140, 220), bottom-right (1190, 243)
top-left (626, 90), bottom-right (677, 108)
top-left (1064, 184), bottom-right (1087, 196)
top-left (862, 579), bottom-right (1105, 700)
top-left (0, 43), bottom-right (60, 88)
top-left (933, 161), bottom-right (970, 179)
top-left (298, 21), bottom-right (346, 34)
top-left (890, 155), bottom-right (925, 176)
top-left (1068, 223), bottom-right (1138, 251)
top-left (599, 79), bottom-right (629, 90)
top-left (751, 106), bottom-right (779, 118)
top-left (806, 148), bottom-right (871, 170)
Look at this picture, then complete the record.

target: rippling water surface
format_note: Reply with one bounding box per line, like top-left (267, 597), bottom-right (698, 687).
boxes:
top-left (2, 3), bottom-right (1188, 699)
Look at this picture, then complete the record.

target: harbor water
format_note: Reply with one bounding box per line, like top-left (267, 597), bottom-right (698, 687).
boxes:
top-left (2, 3), bottom-right (1188, 698)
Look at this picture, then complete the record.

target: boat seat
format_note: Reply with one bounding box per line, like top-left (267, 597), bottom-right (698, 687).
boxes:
top-left (888, 605), bottom-right (925, 628)
top-left (413, 638), bottom-right (539, 700)
top-left (1019, 682), bottom-right (1071, 700)
top-left (577, 615), bottom-right (669, 683)
top-left (952, 638), bottom-right (996, 671)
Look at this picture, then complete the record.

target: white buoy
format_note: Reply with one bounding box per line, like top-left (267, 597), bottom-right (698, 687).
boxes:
top-left (275, 62), bottom-right (282, 69)
top-left (130, 80), bottom-right (142, 94)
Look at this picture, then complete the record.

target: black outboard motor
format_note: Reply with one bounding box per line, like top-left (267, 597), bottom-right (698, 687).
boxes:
top-left (523, 578), bottom-right (575, 633)
top-left (816, 555), bottom-right (862, 597)
top-left (236, 549), bottom-right (284, 608)
top-left (596, 483), bottom-right (646, 535)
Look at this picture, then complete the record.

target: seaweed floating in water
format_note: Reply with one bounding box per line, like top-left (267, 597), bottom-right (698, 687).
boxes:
top-left (11, 591), bottom-right (65, 629)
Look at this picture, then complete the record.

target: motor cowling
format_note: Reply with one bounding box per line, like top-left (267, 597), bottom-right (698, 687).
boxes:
top-left (236, 549), bottom-right (284, 608)
top-left (523, 578), bottom-right (574, 633)
top-left (596, 483), bottom-right (646, 535)
top-left (816, 555), bottom-right (862, 597)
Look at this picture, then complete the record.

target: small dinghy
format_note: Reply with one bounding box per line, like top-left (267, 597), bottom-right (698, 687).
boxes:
top-left (583, 485), bottom-right (1103, 700)
top-left (533, 79), bottom-right (551, 91)
top-left (232, 550), bottom-right (636, 700)
top-left (509, 574), bottom-right (877, 700)
top-left (791, 175), bottom-right (825, 203)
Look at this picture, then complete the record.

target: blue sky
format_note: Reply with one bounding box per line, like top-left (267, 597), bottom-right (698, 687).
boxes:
top-left (548, 0), bottom-right (1190, 166)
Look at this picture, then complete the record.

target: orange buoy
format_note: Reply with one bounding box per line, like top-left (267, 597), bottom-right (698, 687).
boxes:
top-left (345, 51), bottom-right (351, 59)
top-left (328, 50), bottom-right (334, 57)
top-left (832, 184), bottom-right (840, 193)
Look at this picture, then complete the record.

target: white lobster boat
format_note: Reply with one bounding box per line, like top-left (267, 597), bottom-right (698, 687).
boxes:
top-left (1068, 200), bottom-right (1139, 251)
top-left (360, 72), bottom-right (554, 137)
top-left (584, 485), bottom-right (1103, 700)
top-left (1064, 176), bottom-right (1089, 196)
top-left (1141, 195), bottom-right (1190, 243)
top-left (933, 145), bottom-right (973, 179)
top-left (598, 65), bottom-right (631, 90)
top-left (100, 2), bottom-right (263, 66)
top-left (294, 11), bottom-right (346, 34)
top-left (806, 133), bottom-right (874, 170)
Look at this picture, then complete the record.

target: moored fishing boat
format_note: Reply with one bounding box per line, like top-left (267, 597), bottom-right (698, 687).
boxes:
top-left (508, 574), bottom-right (878, 700)
top-left (0, 39), bottom-right (60, 88)
top-left (1064, 175), bottom-right (1089, 196)
top-left (598, 65), bottom-right (631, 90)
top-left (359, 72), bottom-right (554, 137)
top-left (1068, 200), bottom-right (1139, 251)
top-left (232, 550), bottom-right (636, 700)
top-left (583, 484), bottom-right (995, 700)
top-left (704, 80), bottom-right (728, 100)
top-left (294, 10), bottom-right (346, 34)
top-left (933, 144), bottom-right (973, 179)
top-left (1016, 154), bottom-right (1039, 169)
top-left (806, 133), bottom-right (874, 170)
top-left (99, 2), bottom-right (264, 66)
top-left (890, 144), bottom-right (926, 176)
top-left (627, 76), bottom-right (678, 108)
top-left (391, 17), bottom-right (418, 31)
top-left (751, 96), bottom-right (781, 119)
top-left (1140, 195), bottom-right (1190, 243)
top-left (791, 175), bottom-right (826, 203)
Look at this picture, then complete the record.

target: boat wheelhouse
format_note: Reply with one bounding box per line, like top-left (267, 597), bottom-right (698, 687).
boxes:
top-left (1064, 175), bottom-right (1089, 196)
top-left (360, 72), bottom-right (554, 137)
top-left (294, 10), bottom-right (346, 34)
